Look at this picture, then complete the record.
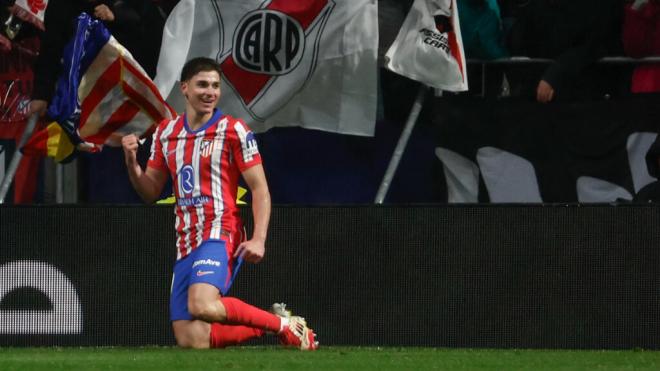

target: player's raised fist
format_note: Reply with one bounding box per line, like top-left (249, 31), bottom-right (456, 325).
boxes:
top-left (121, 134), bottom-right (139, 164)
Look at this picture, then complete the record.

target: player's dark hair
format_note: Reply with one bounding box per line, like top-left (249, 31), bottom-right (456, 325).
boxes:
top-left (180, 57), bottom-right (222, 82)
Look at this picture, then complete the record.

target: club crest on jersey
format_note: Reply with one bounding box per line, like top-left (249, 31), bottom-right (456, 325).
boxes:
top-left (218, 0), bottom-right (335, 122)
top-left (178, 165), bottom-right (195, 195)
top-left (200, 139), bottom-right (218, 158)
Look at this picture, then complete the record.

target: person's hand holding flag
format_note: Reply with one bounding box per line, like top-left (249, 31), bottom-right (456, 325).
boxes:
top-left (22, 12), bottom-right (175, 162)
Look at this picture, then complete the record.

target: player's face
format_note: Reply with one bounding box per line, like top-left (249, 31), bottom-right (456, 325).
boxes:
top-left (181, 70), bottom-right (221, 116)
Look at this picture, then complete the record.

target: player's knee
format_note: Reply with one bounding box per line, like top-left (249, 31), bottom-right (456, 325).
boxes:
top-left (175, 333), bottom-right (209, 349)
top-left (187, 300), bottom-right (211, 320)
top-left (188, 300), bottom-right (227, 322)
top-left (172, 321), bottom-right (211, 349)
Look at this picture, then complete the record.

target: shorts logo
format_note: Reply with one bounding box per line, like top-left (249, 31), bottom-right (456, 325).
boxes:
top-left (196, 270), bottom-right (214, 277)
top-left (192, 258), bottom-right (221, 268)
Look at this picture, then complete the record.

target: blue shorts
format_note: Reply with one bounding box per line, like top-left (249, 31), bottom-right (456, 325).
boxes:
top-left (169, 240), bottom-right (243, 321)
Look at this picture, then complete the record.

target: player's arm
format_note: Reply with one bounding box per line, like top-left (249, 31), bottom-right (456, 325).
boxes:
top-left (234, 164), bottom-right (271, 263)
top-left (122, 134), bottom-right (168, 204)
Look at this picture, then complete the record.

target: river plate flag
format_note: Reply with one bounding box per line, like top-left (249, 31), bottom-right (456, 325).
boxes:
top-left (155, 0), bottom-right (378, 136)
top-left (385, 0), bottom-right (467, 92)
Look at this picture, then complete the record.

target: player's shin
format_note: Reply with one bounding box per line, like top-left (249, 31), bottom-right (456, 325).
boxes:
top-left (209, 323), bottom-right (265, 348)
top-left (219, 297), bottom-right (282, 332)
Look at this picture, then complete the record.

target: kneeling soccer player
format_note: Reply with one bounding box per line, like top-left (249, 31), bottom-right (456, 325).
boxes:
top-left (122, 57), bottom-right (317, 350)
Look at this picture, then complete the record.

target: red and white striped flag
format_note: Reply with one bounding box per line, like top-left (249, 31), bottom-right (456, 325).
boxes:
top-left (77, 37), bottom-right (176, 146)
top-left (47, 13), bottom-right (176, 148)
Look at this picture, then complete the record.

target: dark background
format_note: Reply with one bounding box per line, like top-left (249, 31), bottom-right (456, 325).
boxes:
top-left (1, 204), bottom-right (659, 349)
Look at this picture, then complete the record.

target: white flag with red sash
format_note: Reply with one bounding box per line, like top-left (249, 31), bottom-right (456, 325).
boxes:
top-left (385, 0), bottom-right (468, 92)
top-left (0, 0), bottom-right (48, 51)
top-left (155, 0), bottom-right (379, 136)
top-left (12, 0), bottom-right (48, 30)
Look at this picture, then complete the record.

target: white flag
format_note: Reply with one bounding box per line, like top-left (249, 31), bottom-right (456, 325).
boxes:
top-left (384, 0), bottom-right (467, 92)
top-left (12, 0), bottom-right (48, 30)
top-left (155, 0), bottom-right (378, 136)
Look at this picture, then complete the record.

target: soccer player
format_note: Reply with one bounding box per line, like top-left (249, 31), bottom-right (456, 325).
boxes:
top-left (121, 57), bottom-right (318, 350)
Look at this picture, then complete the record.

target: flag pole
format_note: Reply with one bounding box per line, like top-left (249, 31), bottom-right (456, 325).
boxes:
top-left (374, 84), bottom-right (428, 204)
top-left (0, 113), bottom-right (39, 204)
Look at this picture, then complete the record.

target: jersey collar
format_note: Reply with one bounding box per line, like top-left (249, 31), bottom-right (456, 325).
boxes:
top-left (183, 108), bottom-right (224, 134)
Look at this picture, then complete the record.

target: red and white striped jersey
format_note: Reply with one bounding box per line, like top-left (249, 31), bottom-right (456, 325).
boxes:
top-left (147, 109), bottom-right (262, 260)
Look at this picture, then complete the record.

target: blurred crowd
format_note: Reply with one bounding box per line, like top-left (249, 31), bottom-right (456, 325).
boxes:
top-left (382, 0), bottom-right (660, 200)
top-left (381, 0), bottom-right (658, 99)
top-left (2, 0), bottom-right (656, 117)
top-left (0, 0), bottom-right (659, 202)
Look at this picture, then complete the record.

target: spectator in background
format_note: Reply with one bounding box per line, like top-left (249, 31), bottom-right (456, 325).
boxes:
top-left (0, 0), bottom-right (40, 52)
top-left (80, 1), bottom-right (172, 203)
top-left (95, 0), bottom-right (177, 78)
top-left (623, 0), bottom-right (660, 202)
top-left (29, 0), bottom-right (106, 118)
top-left (26, 0), bottom-right (173, 203)
top-left (505, 0), bottom-right (622, 103)
top-left (0, 1), bottom-right (41, 122)
top-left (28, 0), bottom-right (165, 118)
top-left (457, 0), bottom-right (508, 96)
top-left (0, 1), bottom-right (43, 203)
top-left (622, 0), bottom-right (660, 93)
top-left (458, 0), bottom-right (508, 60)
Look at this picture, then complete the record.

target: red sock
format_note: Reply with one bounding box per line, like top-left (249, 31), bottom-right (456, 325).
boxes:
top-left (219, 297), bottom-right (281, 333)
top-left (209, 323), bottom-right (265, 348)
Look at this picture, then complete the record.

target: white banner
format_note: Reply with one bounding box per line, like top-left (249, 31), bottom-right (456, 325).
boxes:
top-left (12, 0), bottom-right (48, 30)
top-left (155, 0), bottom-right (378, 136)
top-left (385, 0), bottom-right (467, 91)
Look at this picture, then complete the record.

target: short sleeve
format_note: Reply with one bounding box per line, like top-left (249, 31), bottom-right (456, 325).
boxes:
top-left (146, 122), bottom-right (168, 172)
top-left (229, 119), bottom-right (262, 172)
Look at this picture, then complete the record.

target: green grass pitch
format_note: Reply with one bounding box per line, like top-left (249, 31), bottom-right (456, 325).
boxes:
top-left (1, 346), bottom-right (660, 370)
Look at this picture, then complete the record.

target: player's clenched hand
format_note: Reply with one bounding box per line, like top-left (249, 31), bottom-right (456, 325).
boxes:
top-left (234, 239), bottom-right (265, 263)
top-left (122, 134), bottom-right (139, 166)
